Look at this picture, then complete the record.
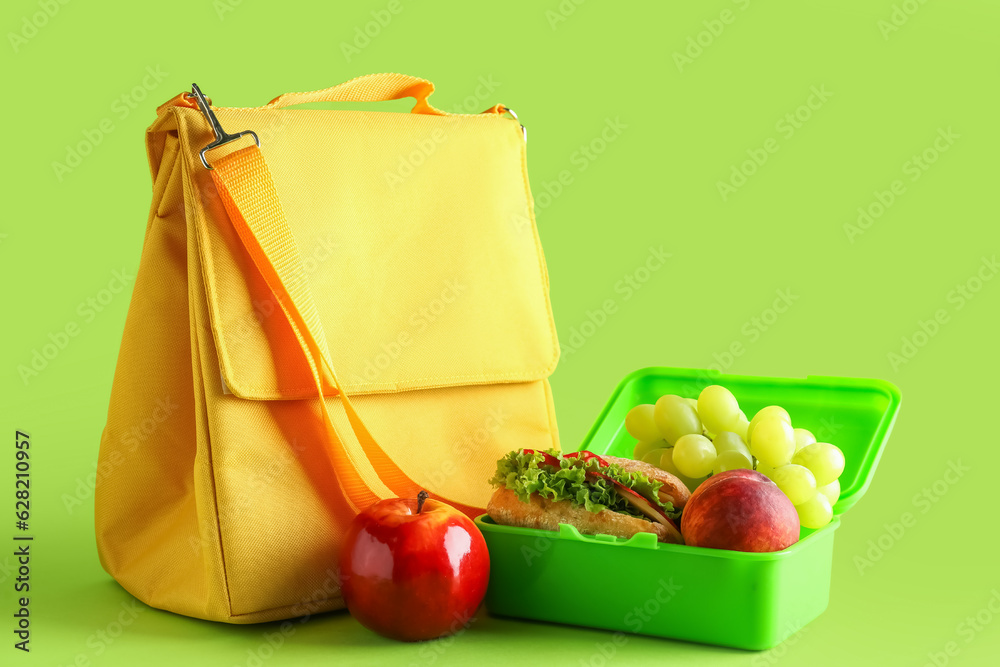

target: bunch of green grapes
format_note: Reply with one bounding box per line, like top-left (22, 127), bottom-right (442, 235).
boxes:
top-left (624, 385), bottom-right (846, 529)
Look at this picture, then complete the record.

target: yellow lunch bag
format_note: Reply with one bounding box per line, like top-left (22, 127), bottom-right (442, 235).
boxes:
top-left (94, 73), bottom-right (560, 623)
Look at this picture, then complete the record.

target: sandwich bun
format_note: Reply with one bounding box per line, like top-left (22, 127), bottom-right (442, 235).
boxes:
top-left (487, 487), bottom-right (683, 544)
top-left (601, 455), bottom-right (691, 510)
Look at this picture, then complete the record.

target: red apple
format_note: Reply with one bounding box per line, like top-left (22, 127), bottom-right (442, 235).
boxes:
top-left (340, 491), bottom-right (490, 641)
top-left (680, 469), bottom-right (799, 552)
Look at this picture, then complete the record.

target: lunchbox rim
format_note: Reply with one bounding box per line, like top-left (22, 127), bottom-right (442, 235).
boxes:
top-left (474, 514), bottom-right (841, 562)
top-left (577, 366), bottom-right (901, 516)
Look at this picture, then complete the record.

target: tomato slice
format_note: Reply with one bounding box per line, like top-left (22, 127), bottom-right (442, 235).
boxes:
top-left (585, 470), bottom-right (683, 542)
top-left (521, 449), bottom-right (681, 542)
top-left (563, 450), bottom-right (609, 467)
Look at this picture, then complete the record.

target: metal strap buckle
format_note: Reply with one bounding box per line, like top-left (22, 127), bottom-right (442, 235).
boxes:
top-left (188, 83), bottom-right (260, 170)
top-left (501, 106), bottom-right (527, 142)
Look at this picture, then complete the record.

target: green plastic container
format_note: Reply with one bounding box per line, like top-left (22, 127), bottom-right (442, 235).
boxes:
top-left (476, 367), bottom-right (901, 650)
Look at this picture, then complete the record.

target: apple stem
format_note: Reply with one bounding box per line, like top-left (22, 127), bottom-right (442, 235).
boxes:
top-left (416, 490), bottom-right (429, 514)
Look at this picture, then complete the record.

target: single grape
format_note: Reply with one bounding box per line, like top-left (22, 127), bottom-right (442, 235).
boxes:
top-left (755, 461), bottom-right (775, 479)
top-left (747, 405), bottom-right (791, 444)
top-left (792, 443), bottom-right (845, 486)
top-left (713, 431), bottom-right (751, 456)
top-left (684, 397), bottom-right (699, 413)
top-left (759, 405), bottom-right (791, 423)
top-left (672, 434), bottom-right (717, 478)
top-left (793, 428), bottom-right (816, 452)
top-left (748, 416), bottom-right (795, 468)
top-left (817, 479), bottom-right (841, 506)
top-left (625, 404), bottom-right (662, 442)
top-left (640, 447), bottom-right (670, 466)
top-left (796, 492), bottom-right (833, 529)
top-left (654, 395), bottom-right (703, 445)
top-left (658, 448), bottom-right (707, 493)
top-left (697, 385), bottom-right (742, 436)
top-left (772, 464), bottom-right (817, 505)
top-left (633, 440), bottom-right (667, 461)
top-left (733, 412), bottom-right (750, 442)
top-left (714, 450), bottom-right (753, 475)
top-left (658, 447), bottom-right (681, 475)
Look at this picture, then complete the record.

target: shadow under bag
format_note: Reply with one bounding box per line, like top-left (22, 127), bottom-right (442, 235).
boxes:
top-left (95, 73), bottom-right (560, 623)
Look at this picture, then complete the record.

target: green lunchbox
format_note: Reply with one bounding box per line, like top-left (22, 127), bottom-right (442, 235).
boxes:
top-left (476, 367), bottom-right (901, 650)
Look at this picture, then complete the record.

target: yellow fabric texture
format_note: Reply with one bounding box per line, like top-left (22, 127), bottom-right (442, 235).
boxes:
top-left (95, 74), bottom-right (560, 623)
top-left (209, 142), bottom-right (484, 519)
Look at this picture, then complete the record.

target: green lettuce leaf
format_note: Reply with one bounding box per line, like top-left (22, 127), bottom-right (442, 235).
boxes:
top-left (488, 450), bottom-right (680, 520)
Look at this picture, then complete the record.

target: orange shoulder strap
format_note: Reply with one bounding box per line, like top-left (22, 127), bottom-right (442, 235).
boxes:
top-left (265, 72), bottom-right (447, 116)
top-left (209, 143), bottom-right (483, 519)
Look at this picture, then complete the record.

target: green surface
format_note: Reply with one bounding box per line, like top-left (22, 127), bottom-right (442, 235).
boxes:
top-left (2, 0), bottom-right (999, 665)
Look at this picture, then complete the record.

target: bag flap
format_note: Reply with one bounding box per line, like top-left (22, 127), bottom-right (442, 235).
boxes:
top-left (167, 104), bottom-right (558, 400)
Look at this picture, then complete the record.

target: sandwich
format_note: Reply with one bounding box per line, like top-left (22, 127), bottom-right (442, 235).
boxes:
top-left (487, 449), bottom-right (689, 544)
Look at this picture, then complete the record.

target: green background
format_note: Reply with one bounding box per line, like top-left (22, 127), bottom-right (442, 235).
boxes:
top-left (2, 0), bottom-right (998, 665)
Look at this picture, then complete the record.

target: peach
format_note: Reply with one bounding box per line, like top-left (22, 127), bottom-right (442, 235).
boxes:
top-left (680, 469), bottom-right (799, 552)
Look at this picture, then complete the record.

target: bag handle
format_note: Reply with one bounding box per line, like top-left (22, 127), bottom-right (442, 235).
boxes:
top-left (265, 72), bottom-right (447, 115)
top-left (207, 142), bottom-right (483, 521)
